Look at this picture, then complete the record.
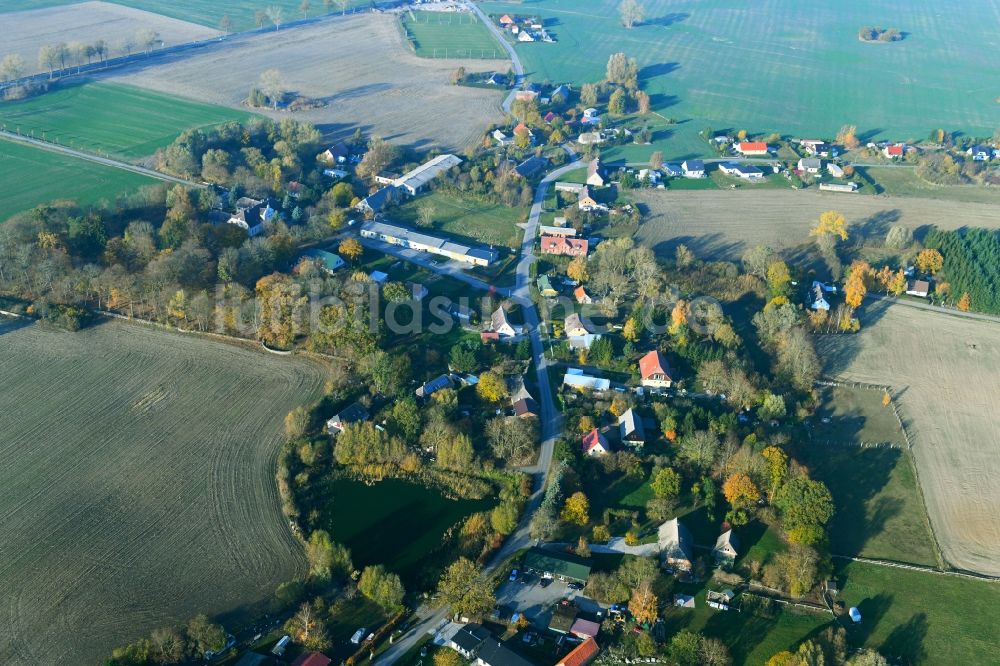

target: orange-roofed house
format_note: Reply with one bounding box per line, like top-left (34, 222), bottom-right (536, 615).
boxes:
top-left (639, 350), bottom-right (672, 388)
top-left (735, 141), bottom-right (769, 156)
top-left (292, 653), bottom-right (332, 666)
top-left (556, 637), bottom-right (599, 666)
top-left (499, 14), bottom-right (514, 25)
top-left (883, 143), bottom-right (905, 158)
top-left (574, 286), bottom-right (593, 304)
top-left (514, 122), bottom-right (536, 145)
top-left (540, 235), bottom-right (589, 256)
top-left (582, 429), bottom-right (610, 456)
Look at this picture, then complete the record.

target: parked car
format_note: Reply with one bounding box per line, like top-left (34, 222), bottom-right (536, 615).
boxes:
top-left (540, 577), bottom-right (552, 588)
top-left (509, 568), bottom-right (519, 582)
top-left (568, 581), bottom-right (584, 590)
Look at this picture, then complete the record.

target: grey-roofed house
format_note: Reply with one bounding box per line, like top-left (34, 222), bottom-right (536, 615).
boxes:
top-left (522, 547), bottom-right (592, 583)
top-left (659, 518), bottom-right (695, 571)
top-left (797, 157), bottom-right (822, 174)
top-left (564, 312), bottom-right (600, 349)
top-left (393, 154), bottom-right (462, 196)
top-left (515, 155), bottom-right (549, 179)
top-left (563, 368), bottom-right (610, 392)
top-left (228, 198), bottom-right (277, 237)
top-left (681, 160), bottom-right (705, 178)
top-left (326, 402), bottom-right (370, 434)
top-left (448, 624), bottom-right (492, 659)
top-left (618, 408), bottom-right (645, 447)
top-left (487, 306), bottom-right (521, 338)
top-left (474, 640), bottom-right (535, 666)
top-left (355, 186), bottom-right (400, 215)
top-left (586, 158), bottom-right (605, 187)
top-left (360, 220), bottom-right (498, 267)
top-left (713, 529), bottom-right (740, 564)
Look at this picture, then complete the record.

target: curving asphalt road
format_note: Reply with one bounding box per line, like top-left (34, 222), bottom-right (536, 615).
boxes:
top-left (466, 0), bottom-right (522, 114)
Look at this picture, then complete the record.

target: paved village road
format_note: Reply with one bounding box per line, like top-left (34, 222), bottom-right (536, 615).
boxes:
top-left (466, 1), bottom-right (522, 114)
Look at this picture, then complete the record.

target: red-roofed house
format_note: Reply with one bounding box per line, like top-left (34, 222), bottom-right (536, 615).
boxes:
top-left (499, 14), bottom-right (514, 25)
top-left (582, 429), bottom-right (610, 456)
top-left (639, 350), bottom-right (672, 388)
top-left (570, 618), bottom-right (601, 639)
top-left (883, 143), bottom-right (905, 158)
top-left (541, 235), bottom-right (589, 256)
top-left (292, 653), bottom-right (332, 666)
top-left (736, 141), bottom-right (769, 156)
top-left (556, 637), bottom-right (600, 666)
top-left (514, 122), bottom-right (535, 144)
top-left (574, 286), bottom-right (593, 304)
top-left (544, 111), bottom-right (557, 124)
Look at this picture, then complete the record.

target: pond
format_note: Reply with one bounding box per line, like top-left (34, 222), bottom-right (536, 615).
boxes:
top-left (313, 477), bottom-right (497, 585)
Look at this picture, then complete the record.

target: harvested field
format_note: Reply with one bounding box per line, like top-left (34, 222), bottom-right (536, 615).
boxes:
top-left (0, 319), bottom-right (327, 665)
top-left (820, 302), bottom-right (1000, 576)
top-left (109, 13), bottom-right (509, 150)
top-left (634, 189), bottom-right (1000, 261)
top-left (2, 1), bottom-right (220, 76)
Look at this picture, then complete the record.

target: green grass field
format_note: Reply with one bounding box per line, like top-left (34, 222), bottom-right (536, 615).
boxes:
top-left (309, 477), bottom-right (495, 585)
top-left (0, 81), bottom-right (250, 159)
top-left (837, 560), bottom-right (1000, 665)
top-left (0, 139), bottom-right (157, 221)
top-left (798, 386), bottom-right (939, 567)
top-left (1, 0), bottom-right (372, 30)
top-left (401, 10), bottom-right (505, 59)
top-left (393, 190), bottom-right (527, 249)
top-left (483, 0), bottom-right (1000, 160)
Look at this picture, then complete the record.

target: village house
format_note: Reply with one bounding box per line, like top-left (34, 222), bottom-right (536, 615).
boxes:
top-left (906, 279), bottom-right (931, 298)
top-left (719, 162), bottom-right (764, 181)
top-left (523, 547), bottom-right (592, 583)
top-left (539, 225), bottom-right (577, 237)
top-left (618, 408), bottom-right (645, 447)
top-left (969, 145), bottom-right (993, 161)
top-left (416, 374), bottom-right (455, 398)
top-left (513, 397), bottom-right (539, 418)
top-left (302, 249), bottom-right (345, 274)
top-left (735, 141), bottom-right (769, 156)
top-left (564, 312), bottom-right (592, 338)
top-left (681, 159), bottom-right (705, 178)
top-left (326, 402), bottom-right (369, 434)
top-left (513, 122), bottom-right (535, 145)
top-left (227, 197), bottom-right (277, 237)
top-left (320, 142), bottom-right (349, 164)
top-left (570, 619), bottom-right (600, 641)
top-left (514, 89), bottom-right (539, 102)
top-left (540, 235), bottom-right (589, 256)
top-left (563, 368), bottom-right (610, 392)
top-left (555, 181), bottom-right (585, 194)
top-left (408, 281), bottom-right (428, 301)
top-left (639, 350), bottom-right (673, 388)
top-left (582, 107), bottom-right (600, 124)
top-left (713, 529), bottom-right (740, 564)
top-left (582, 427), bottom-right (611, 456)
top-left (322, 168), bottom-right (348, 180)
top-left (827, 162), bottom-right (845, 178)
top-left (883, 143), bottom-right (905, 159)
top-left (474, 640), bottom-right (535, 666)
top-left (291, 652), bottom-right (332, 666)
top-left (577, 131), bottom-right (605, 145)
top-left (819, 182), bottom-right (858, 193)
top-left (537, 274), bottom-right (558, 297)
top-left (662, 162), bottom-right (683, 177)
top-left (485, 72), bottom-right (507, 86)
top-left (811, 281), bottom-right (831, 311)
top-left (360, 221), bottom-right (498, 267)
top-left (578, 186), bottom-right (607, 212)
top-left (374, 171), bottom-right (400, 186)
top-left (492, 129), bottom-right (513, 146)
top-left (586, 158), bottom-right (605, 187)
top-left (517, 30), bottom-right (535, 42)
top-left (638, 168), bottom-right (661, 185)
top-left (797, 157), bottom-right (822, 174)
top-left (574, 285), bottom-right (593, 304)
top-left (556, 637), bottom-right (599, 666)
top-left (515, 155), bottom-right (548, 179)
top-left (659, 518), bottom-right (695, 571)
top-left (447, 624), bottom-right (492, 660)
top-left (355, 185), bottom-right (401, 215)
top-left (485, 306), bottom-right (522, 338)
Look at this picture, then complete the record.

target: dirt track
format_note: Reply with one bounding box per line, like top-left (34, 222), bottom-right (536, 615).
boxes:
top-left (635, 189), bottom-right (1000, 260)
top-left (0, 319), bottom-right (326, 665)
top-left (3, 1), bottom-right (220, 76)
top-left (109, 13), bottom-right (508, 150)
top-left (820, 302), bottom-right (1000, 576)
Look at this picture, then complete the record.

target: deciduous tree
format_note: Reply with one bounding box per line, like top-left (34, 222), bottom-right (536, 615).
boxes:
top-left (437, 557), bottom-right (495, 618)
top-left (915, 248), bottom-right (944, 274)
top-left (628, 581), bottom-right (658, 623)
top-left (338, 237), bottom-right (363, 262)
top-left (561, 491), bottom-right (590, 525)
top-left (619, 0), bottom-right (645, 29)
top-left (358, 565), bottom-right (405, 613)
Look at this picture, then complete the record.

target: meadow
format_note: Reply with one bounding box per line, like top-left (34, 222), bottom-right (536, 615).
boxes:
top-left (482, 0), bottom-right (1000, 159)
top-left (0, 319), bottom-right (327, 666)
top-left (0, 0), bottom-right (373, 31)
top-left (394, 190), bottom-right (528, 249)
top-left (401, 10), bottom-right (505, 59)
top-left (308, 477), bottom-right (496, 586)
top-left (0, 81), bottom-right (251, 159)
top-left (0, 138), bottom-right (158, 221)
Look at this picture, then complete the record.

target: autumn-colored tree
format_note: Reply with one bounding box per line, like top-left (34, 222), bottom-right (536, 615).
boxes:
top-left (668, 299), bottom-right (688, 335)
top-left (578, 415), bottom-right (596, 433)
top-left (567, 255), bottom-right (589, 282)
top-left (915, 248), bottom-right (944, 274)
top-left (882, 392), bottom-right (891, 407)
top-left (810, 210), bottom-right (848, 241)
top-left (837, 124), bottom-right (859, 149)
top-left (737, 129), bottom-right (748, 141)
top-left (628, 581), bottom-right (658, 624)
top-left (723, 473), bottom-right (761, 517)
top-left (476, 369), bottom-right (509, 403)
top-left (766, 260), bottom-right (792, 298)
top-left (561, 491), bottom-right (590, 525)
top-left (844, 260), bottom-right (872, 309)
top-left (339, 238), bottom-right (363, 262)
top-left (434, 650), bottom-right (463, 666)
top-left (765, 651), bottom-right (798, 666)
top-left (636, 90), bottom-right (651, 114)
top-left (592, 524), bottom-right (611, 542)
top-left (957, 292), bottom-right (971, 311)
top-left (651, 467), bottom-right (681, 501)
top-left (623, 317), bottom-right (639, 342)
top-left (761, 446), bottom-right (788, 501)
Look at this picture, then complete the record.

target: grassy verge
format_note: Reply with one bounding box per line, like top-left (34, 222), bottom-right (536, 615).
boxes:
top-left (393, 190), bottom-right (527, 250)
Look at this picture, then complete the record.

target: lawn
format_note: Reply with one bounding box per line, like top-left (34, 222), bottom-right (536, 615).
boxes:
top-left (482, 0), bottom-right (1000, 160)
top-left (1, 0), bottom-right (374, 30)
top-left (0, 138), bottom-right (158, 221)
top-left (401, 10), bottom-right (506, 59)
top-left (860, 166), bottom-right (1000, 204)
top-left (393, 190), bottom-right (527, 250)
top-left (0, 81), bottom-right (252, 159)
top-left (836, 560), bottom-right (1000, 665)
top-left (0, 319), bottom-right (327, 666)
top-left (797, 386), bottom-right (939, 567)
top-left (307, 477), bottom-right (496, 586)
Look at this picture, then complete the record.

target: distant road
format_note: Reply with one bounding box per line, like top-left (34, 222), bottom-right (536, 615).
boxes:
top-left (466, 1), bottom-right (522, 114)
top-left (865, 293), bottom-right (1000, 324)
top-left (0, 130), bottom-right (203, 188)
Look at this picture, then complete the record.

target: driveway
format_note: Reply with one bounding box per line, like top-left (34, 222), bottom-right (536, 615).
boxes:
top-left (495, 577), bottom-right (604, 629)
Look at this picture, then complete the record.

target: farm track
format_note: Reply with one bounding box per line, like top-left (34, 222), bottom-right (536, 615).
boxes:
top-left (0, 319), bottom-right (327, 665)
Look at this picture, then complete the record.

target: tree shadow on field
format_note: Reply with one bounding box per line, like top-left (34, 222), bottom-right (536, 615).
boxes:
top-left (0, 316), bottom-right (32, 336)
top-left (857, 128), bottom-right (884, 144)
top-left (881, 612), bottom-right (929, 664)
top-left (639, 61), bottom-right (680, 81)
top-left (646, 13), bottom-right (690, 28)
top-left (649, 232), bottom-right (745, 263)
top-left (848, 592), bottom-right (894, 646)
top-left (853, 209), bottom-right (901, 243)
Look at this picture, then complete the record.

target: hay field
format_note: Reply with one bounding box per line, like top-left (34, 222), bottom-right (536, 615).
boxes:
top-left (634, 189), bottom-right (1000, 260)
top-left (109, 13), bottom-right (508, 150)
top-left (820, 303), bottom-right (1000, 576)
top-left (2, 1), bottom-right (219, 76)
top-left (1, 138), bottom-right (157, 221)
top-left (0, 81), bottom-right (252, 159)
top-left (0, 319), bottom-right (327, 665)
top-left (482, 0), bottom-right (1000, 159)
